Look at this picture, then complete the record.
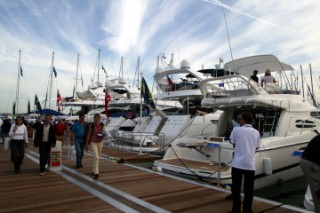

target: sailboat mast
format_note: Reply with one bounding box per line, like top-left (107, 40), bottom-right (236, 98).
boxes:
top-left (309, 63), bottom-right (314, 96)
top-left (15, 49), bottom-right (21, 115)
top-left (97, 49), bottom-right (101, 86)
top-left (49, 51), bottom-right (54, 109)
top-left (75, 54), bottom-right (79, 97)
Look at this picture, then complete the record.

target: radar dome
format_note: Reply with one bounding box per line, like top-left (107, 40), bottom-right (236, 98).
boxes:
top-left (180, 60), bottom-right (190, 69)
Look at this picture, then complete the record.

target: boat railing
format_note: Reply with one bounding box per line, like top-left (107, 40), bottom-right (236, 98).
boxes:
top-left (114, 131), bottom-right (166, 152)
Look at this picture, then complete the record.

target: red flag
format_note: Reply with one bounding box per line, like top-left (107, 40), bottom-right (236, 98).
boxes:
top-left (105, 88), bottom-right (111, 118)
top-left (167, 75), bottom-right (174, 91)
top-left (57, 89), bottom-right (61, 112)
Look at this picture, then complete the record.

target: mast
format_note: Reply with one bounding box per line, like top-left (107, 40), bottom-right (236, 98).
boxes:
top-left (15, 49), bottom-right (21, 115)
top-left (309, 63), bottom-right (314, 96)
top-left (49, 51), bottom-right (54, 109)
top-left (75, 54), bottom-right (80, 97)
top-left (97, 49), bottom-right (101, 86)
top-left (300, 65), bottom-right (305, 100)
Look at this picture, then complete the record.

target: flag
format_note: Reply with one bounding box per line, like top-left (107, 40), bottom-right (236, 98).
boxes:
top-left (218, 82), bottom-right (224, 87)
top-left (57, 89), bottom-right (61, 112)
top-left (81, 75), bottom-right (83, 86)
top-left (20, 66), bottom-right (23, 77)
top-left (12, 101), bottom-right (16, 115)
top-left (104, 88), bottom-right (111, 118)
top-left (35, 94), bottom-right (42, 111)
top-left (141, 77), bottom-right (155, 109)
top-left (102, 65), bottom-right (107, 74)
top-left (53, 66), bottom-right (57, 77)
top-left (27, 99), bottom-right (30, 114)
top-left (166, 75), bottom-right (174, 91)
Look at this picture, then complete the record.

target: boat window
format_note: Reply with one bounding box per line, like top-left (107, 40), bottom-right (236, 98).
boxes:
top-left (310, 111), bottom-right (320, 119)
top-left (295, 120), bottom-right (316, 128)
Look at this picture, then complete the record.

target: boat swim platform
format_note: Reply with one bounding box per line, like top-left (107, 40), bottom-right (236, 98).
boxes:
top-left (0, 144), bottom-right (309, 213)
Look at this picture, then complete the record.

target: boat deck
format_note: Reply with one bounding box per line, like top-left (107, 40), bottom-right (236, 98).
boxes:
top-left (0, 143), bottom-right (307, 213)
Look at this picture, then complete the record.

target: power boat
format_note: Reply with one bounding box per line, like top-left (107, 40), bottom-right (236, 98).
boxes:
top-left (154, 55), bottom-right (320, 189)
top-left (112, 55), bottom-right (222, 153)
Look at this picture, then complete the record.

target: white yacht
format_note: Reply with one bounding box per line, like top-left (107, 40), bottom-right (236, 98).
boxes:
top-left (154, 55), bottom-right (320, 189)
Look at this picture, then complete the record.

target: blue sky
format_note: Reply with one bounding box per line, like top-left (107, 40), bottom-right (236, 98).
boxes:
top-left (1, 0), bottom-right (320, 114)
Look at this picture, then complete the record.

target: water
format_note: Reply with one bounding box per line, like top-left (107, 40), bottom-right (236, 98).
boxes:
top-left (254, 175), bottom-right (308, 209)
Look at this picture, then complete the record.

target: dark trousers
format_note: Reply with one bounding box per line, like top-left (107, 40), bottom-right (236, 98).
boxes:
top-left (39, 142), bottom-right (51, 173)
top-left (231, 167), bottom-right (255, 213)
top-left (11, 140), bottom-right (25, 171)
top-left (74, 137), bottom-right (84, 167)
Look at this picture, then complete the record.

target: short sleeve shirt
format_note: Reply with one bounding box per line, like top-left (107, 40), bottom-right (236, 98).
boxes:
top-left (71, 121), bottom-right (85, 138)
top-left (230, 124), bottom-right (260, 170)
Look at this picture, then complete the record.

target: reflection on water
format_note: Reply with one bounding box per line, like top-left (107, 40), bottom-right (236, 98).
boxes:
top-left (254, 175), bottom-right (307, 208)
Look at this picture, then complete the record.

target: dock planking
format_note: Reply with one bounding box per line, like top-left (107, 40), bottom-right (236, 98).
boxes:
top-left (0, 143), bottom-right (306, 213)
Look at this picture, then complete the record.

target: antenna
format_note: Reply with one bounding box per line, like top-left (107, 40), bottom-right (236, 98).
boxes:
top-left (220, 0), bottom-right (235, 72)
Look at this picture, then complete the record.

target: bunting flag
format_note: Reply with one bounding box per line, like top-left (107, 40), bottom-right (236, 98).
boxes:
top-left (166, 75), bottom-right (174, 91)
top-left (57, 89), bottom-right (61, 112)
top-left (27, 99), bottom-right (30, 114)
top-left (20, 66), bottom-right (23, 77)
top-left (53, 66), bottom-right (57, 77)
top-left (102, 65), bottom-right (107, 74)
top-left (12, 101), bottom-right (16, 115)
top-left (35, 94), bottom-right (42, 111)
top-left (141, 77), bottom-right (155, 109)
top-left (104, 87), bottom-right (111, 118)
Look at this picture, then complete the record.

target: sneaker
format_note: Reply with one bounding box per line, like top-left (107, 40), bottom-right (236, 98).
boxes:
top-left (94, 174), bottom-right (99, 179)
top-left (38, 172), bottom-right (44, 176)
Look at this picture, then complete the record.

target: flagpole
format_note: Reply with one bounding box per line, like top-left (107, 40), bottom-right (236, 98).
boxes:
top-left (138, 72), bottom-right (143, 155)
top-left (48, 51), bottom-right (54, 109)
top-left (15, 49), bottom-right (21, 116)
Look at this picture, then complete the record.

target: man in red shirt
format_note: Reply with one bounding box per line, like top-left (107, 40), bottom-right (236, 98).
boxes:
top-left (54, 118), bottom-right (68, 146)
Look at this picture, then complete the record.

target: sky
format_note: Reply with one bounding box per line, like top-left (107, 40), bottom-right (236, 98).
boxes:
top-left (1, 0), bottom-right (320, 114)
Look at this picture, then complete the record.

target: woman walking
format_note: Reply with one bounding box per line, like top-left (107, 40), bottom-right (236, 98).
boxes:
top-left (9, 116), bottom-right (28, 173)
top-left (85, 114), bottom-right (106, 179)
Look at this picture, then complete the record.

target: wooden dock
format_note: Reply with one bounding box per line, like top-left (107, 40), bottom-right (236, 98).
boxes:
top-left (0, 143), bottom-right (309, 213)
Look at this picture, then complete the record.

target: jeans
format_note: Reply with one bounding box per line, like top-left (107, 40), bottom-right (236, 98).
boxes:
top-left (231, 167), bottom-right (255, 213)
top-left (74, 137), bottom-right (84, 167)
top-left (11, 139), bottom-right (25, 171)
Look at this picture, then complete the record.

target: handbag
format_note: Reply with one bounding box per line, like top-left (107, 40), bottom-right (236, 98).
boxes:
top-left (4, 137), bottom-right (10, 151)
top-left (67, 145), bottom-right (76, 160)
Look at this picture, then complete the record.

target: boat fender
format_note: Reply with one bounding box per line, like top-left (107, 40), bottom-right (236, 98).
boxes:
top-left (263, 158), bottom-right (272, 175)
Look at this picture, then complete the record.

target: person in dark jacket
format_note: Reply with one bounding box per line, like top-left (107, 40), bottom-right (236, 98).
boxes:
top-left (34, 114), bottom-right (56, 176)
top-left (300, 133), bottom-right (320, 213)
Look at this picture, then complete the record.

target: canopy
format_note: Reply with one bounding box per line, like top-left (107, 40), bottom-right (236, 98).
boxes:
top-left (35, 109), bottom-right (66, 116)
top-left (224, 55), bottom-right (294, 77)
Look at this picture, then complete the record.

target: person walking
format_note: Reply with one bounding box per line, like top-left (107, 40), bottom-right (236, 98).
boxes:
top-left (229, 112), bottom-right (260, 213)
top-left (9, 116), bottom-right (28, 173)
top-left (2, 118), bottom-right (11, 143)
top-left (54, 117), bottom-right (68, 146)
top-left (85, 114), bottom-right (106, 179)
top-left (34, 114), bottom-right (56, 176)
top-left (300, 134), bottom-right (320, 213)
top-left (70, 113), bottom-right (86, 169)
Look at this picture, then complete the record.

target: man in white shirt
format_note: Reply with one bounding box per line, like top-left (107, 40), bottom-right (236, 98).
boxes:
top-left (229, 112), bottom-right (260, 213)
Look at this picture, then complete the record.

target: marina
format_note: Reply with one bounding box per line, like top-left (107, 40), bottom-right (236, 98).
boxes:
top-left (0, 143), bottom-right (310, 213)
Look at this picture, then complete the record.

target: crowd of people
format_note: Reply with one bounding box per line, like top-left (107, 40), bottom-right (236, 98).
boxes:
top-left (1, 113), bottom-right (106, 180)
